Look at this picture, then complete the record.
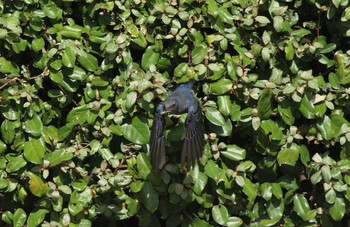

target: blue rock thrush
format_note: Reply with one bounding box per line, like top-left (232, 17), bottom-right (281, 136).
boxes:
top-left (150, 82), bottom-right (205, 169)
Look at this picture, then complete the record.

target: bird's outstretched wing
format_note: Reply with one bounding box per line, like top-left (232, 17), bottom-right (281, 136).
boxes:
top-left (150, 104), bottom-right (166, 169)
top-left (181, 106), bottom-right (205, 168)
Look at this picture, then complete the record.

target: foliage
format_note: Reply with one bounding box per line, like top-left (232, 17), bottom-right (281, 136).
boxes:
top-left (1, 0), bottom-right (350, 226)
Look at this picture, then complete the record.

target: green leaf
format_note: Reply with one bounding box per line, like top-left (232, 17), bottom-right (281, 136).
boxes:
top-left (212, 205), bottom-right (229, 226)
top-left (62, 46), bottom-right (76, 68)
top-left (321, 165), bottom-right (331, 183)
top-left (45, 149), bottom-right (74, 167)
top-left (6, 154), bottom-right (27, 173)
top-left (285, 40), bottom-right (295, 61)
top-left (243, 178), bottom-right (257, 201)
top-left (141, 46), bottom-right (160, 70)
top-left (24, 140), bottom-right (45, 164)
top-left (27, 209), bottom-right (49, 227)
top-left (271, 183), bottom-right (283, 199)
top-left (205, 107), bottom-right (226, 126)
top-left (24, 114), bottom-right (43, 137)
top-left (0, 140), bottom-right (6, 156)
top-left (329, 197), bottom-right (345, 221)
top-left (293, 194), bottom-right (313, 221)
top-left (204, 160), bottom-right (225, 182)
top-left (209, 78), bottom-right (232, 95)
top-left (277, 143), bottom-right (299, 166)
top-left (78, 53), bottom-right (98, 72)
top-left (227, 217), bottom-right (243, 227)
top-left (299, 145), bottom-right (310, 167)
top-left (126, 91), bottom-right (137, 109)
top-left (191, 45), bottom-right (208, 65)
top-left (67, 105), bottom-right (88, 125)
top-left (1, 120), bottom-right (15, 144)
top-left (255, 16), bottom-right (270, 24)
top-left (60, 25), bottom-right (82, 39)
top-left (31, 37), bottom-right (45, 52)
top-left (0, 57), bottom-right (20, 74)
top-left (26, 172), bottom-right (49, 197)
top-left (299, 96), bottom-right (316, 119)
top-left (13, 208), bottom-right (27, 227)
top-left (278, 100), bottom-right (295, 125)
top-left (140, 182), bottom-right (159, 213)
top-left (137, 153), bottom-right (151, 180)
top-left (257, 89), bottom-right (273, 119)
top-left (122, 116), bottom-right (150, 144)
top-left (261, 182), bottom-right (272, 200)
top-left (191, 165), bottom-right (208, 195)
top-left (317, 116), bottom-right (339, 140)
top-left (221, 144), bottom-right (246, 161)
top-left (217, 95), bottom-right (231, 117)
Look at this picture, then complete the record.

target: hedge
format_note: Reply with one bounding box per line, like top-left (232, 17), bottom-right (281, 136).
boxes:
top-left (1, 0), bottom-right (350, 226)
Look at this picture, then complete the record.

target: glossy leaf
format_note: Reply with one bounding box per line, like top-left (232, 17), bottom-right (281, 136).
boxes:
top-left (24, 114), bottom-right (43, 137)
top-left (27, 209), bottom-right (49, 226)
top-left (212, 205), bottom-right (229, 226)
top-left (140, 182), bottom-right (159, 213)
top-left (26, 172), bottom-right (49, 197)
top-left (13, 208), bottom-right (27, 227)
top-left (277, 143), bottom-right (299, 166)
top-left (24, 140), bottom-right (45, 164)
top-left (221, 144), bottom-right (246, 161)
top-left (122, 116), bottom-right (150, 144)
top-left (329, 197), bottom-right (345, 221)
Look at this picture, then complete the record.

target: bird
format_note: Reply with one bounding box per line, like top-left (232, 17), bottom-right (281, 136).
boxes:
top-left (150, 81), bottom-right (205, 169)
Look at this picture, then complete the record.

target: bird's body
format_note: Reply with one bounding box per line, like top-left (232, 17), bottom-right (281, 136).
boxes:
top-left (150, 82), bottom-right (205, 169)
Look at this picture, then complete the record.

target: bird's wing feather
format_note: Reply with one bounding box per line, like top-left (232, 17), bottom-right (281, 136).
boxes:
top-left (150, 105), bottom-right (166, 169)
top-left (181, 105), bottom-right (205, 168)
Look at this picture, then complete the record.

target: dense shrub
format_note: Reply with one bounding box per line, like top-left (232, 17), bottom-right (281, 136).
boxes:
top-left (1, 0), bottom-right (350, 226)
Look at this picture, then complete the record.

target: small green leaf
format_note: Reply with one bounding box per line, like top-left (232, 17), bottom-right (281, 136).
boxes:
top-left (261, 182), bottom-right (272, 200)
top-left (255, 16), bottom-right (270, 24)
top-left (209, 78), bottom-right (232, 95)
top-left (243, 178), bottom-right (257, 201)
top-left (221, 144), bottom-right (246, 161)
top-left (24, 114), bottom-right (43, 137)
top-left (126, 91), bottom-right (137, 109)
top-left (212, 205), bottom-right (229, 226)
top-left (27, 209), bottom-right (49, 227)
top-left (26, 172), bottom-right (49, 197)
top-left (191, 45), bottom-right (208, 65)
top-left (191, 165), bottom-right (208, 195)
top-left (293, 194), bottom-right (311, 220)
top-left (13, 208), bottom-right (27, 227)
top-left (6, 154), bottom-right (27, 173)
top-left (24, 140), bottom-right (45, 164)
top-left (317, 116), bottom-right (339, 140)
top-left (62, 46), bottom-right (76, 68)
top-left (78, 53), bottom-right (98, 72)
top-left (137, 153), bottom-right (151, 180)
top-left (329, 197), bottom-right (345, 221)
top-left (217, 95), bottom-right (231, 117)
top-left (285, 40), bottom-right (295, 61)
top-left (31, 37), bottom-right (45, 52)
top-left (205, 107), bottom-right (226, 126)
top-left (122, 116), bottom-right (150, 144)
top-left (140, 182), bottom-right (159, 213)
top-left (299, 96), bottom-right (316, 119)
top-left (141, 46), bottom-right (160, 70)
top-left (257, 89), bottom-right (273, 119)
top-left (277, 143), bottom-right (299, 166)
top-left (0, 57), bottom-right (19, 74)
top-left (67, 105), bottom-right (89, 125)
top-left (278, 100), bottom-right (295, 125)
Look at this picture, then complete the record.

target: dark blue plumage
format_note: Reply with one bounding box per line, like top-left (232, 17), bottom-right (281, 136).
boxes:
top-left (150, 82), bottom-right (205, 169)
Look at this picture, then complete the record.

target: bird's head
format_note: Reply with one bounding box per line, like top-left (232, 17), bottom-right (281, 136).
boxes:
top-left (163, 98), bottom-right (178, 114)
